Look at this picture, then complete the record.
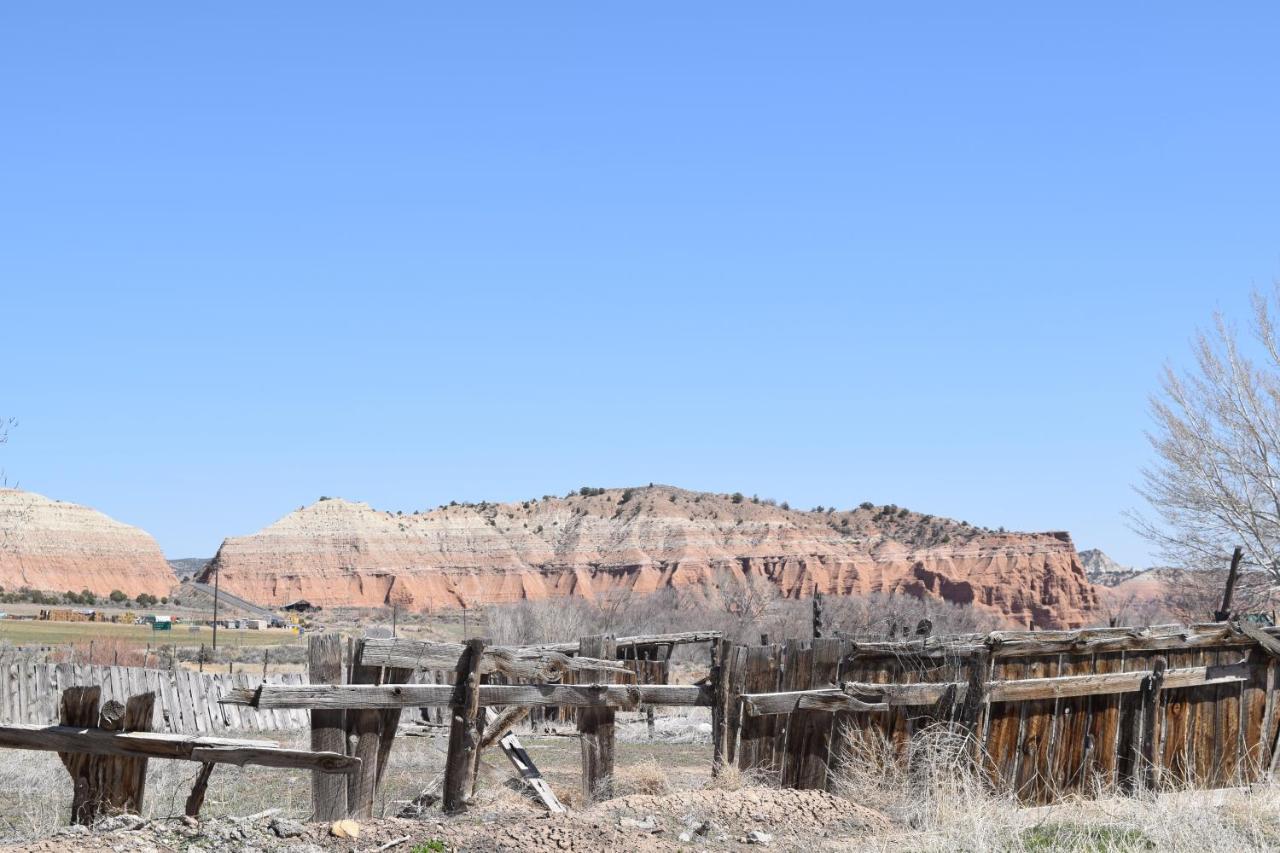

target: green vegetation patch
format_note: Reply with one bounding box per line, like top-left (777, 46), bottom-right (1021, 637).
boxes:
top-left (1020, 822), bottom-right (1153, 852)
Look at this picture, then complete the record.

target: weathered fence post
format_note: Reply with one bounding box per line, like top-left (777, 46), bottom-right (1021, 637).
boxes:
top-left (56, 686), bottom-right (156, 824)
top-left (1136, 656), bottom-right (1167, 790)
top-left (309, 633), bottom-right (347, 821)
top-left (443, 637), bottom-right (486, 813)
top-left (812, 593), bottom-right (823, 639)
top-left (345, 639), bottom-right (382, 818)
top-left (578, 634), bottom-right (617, 802)
top-left (711, 637), bottom-right (730, 775)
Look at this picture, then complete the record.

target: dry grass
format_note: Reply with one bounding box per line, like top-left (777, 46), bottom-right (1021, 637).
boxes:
top-left (830, 723), bottom-right (1280, 852)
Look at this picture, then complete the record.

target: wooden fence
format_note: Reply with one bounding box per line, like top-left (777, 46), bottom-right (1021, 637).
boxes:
top-left (0, 662), bottom-right (309, 734)
top-left (715, 622), bottom-right (1280, 802)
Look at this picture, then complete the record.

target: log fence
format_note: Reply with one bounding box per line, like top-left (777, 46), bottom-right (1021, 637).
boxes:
top-left (9, 621), bottom-right (1280, 827)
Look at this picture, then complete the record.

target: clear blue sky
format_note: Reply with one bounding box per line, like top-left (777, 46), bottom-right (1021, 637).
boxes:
top-left (3, 5), bottom-right (1278, 564)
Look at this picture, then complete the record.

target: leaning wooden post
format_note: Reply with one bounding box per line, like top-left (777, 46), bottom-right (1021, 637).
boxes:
top-left (443, 637), bottom-right (486, 813)
top-left (577, 634), bottom-right (618, 803)
top-left (308, 633), bottom-right (347, 821)
top-left (1215, 546), bottom-right (1246, 621)
top-left (812, 592), bottom-right (824, 639)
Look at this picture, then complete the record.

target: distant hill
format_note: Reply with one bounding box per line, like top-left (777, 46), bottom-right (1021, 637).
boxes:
top-left (167, 558), bottom-right (211, 580)
top-left (198, 484), bottom-right (1101, 628)
top-left (1079, 549), bottom-right (1145, 587)
top-left (0, 488), bottom-right (174, 597)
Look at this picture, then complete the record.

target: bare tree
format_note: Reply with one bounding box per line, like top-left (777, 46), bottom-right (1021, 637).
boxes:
top-left (1129, 289), bottom-right (1280, 601)
top-left (0, 416), bottom-right (13, 486)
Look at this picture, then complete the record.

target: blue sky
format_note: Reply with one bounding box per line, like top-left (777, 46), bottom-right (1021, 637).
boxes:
top-left (2, 5), bottom-right (1278, 563)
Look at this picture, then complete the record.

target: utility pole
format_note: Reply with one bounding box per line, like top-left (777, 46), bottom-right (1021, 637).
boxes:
top-left (1215, 546), bottom-right (1246, 622)
top-left (211, 561), bottom-right (220, 651)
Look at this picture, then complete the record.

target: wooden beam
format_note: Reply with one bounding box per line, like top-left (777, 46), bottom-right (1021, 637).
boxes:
top-left (739, 662), bottom-right (1250, 715)
top-left (0, 725), bottom-right (359, 773)
top-left (742, 688), bottom-right (888, 716)
top-left (534, 631), bottom-right (723, 654)
top-left (222, 682), bottom-right (712, 710)
top-left (841, 622), bottom-right (1280, 660)
top-left (1237, 621), bottom-right (1280, 659)
top-left (358, 640), bottom-right (630, 679)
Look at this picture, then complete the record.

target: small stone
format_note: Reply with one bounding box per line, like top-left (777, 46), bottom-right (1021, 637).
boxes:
top-left (330, 819), bottom-right (361, 839)
top-left (181, 816), bottom-right (199, 829)
top-left (679, 831), bottom-right (694, 842)
top-left (270, 817), bottom-right (306, 839)
top-left (54, 825), bottom-right (89, 837)
top-left (747, 830), bottom-right (773, 845)
top-left (619, 815), bottom-right (659, 832)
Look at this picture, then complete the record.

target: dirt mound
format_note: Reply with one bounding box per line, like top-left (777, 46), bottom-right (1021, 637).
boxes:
top-left (2, 789), bottom-right (890, 852)
top-left (200, 485), bottom-right (1100, 628)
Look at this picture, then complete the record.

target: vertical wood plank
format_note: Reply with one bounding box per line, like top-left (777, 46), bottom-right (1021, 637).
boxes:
top-left (443, 638), bottom-right (486, 813)
top-left (345, 639), bottom-right (383, 818)
top-left (308, 634), bottom-right (347, 822)
top-left (577, 634), bottom-right (617, 803)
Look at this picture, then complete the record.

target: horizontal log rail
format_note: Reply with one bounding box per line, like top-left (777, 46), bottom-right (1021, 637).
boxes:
top-left (741, 662), bottom-right (1250, 715)
top-left (841, 622), bottom-right (1279, 659)
top-left (222, 682), bottom-right (713, 711)
top-left (534, 630), bottom-right (723, 654)
top-left (358, 639), bottom-right (630, 678)
top-left (0, 724), bottom-right (360, 774)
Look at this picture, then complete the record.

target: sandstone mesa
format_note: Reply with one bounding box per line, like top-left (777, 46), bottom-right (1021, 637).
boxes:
top-left (199, 486), bottom-right (1100, 628)
top-left (0, 489), bottom-right (173, 598)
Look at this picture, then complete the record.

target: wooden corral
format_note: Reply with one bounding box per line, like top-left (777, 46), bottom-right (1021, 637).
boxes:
top-left (717, 622), bottom-right (1280, 802)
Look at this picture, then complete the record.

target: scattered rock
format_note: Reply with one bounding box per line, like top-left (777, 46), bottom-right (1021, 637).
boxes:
top-left (747, 829), bottom-right (773, 845)
top-left (270, 817), bottom-right (306, 839)
top-left (618, 815), bottom-right (660, 832)
top-left (329, 819), bottom-right (361, 839)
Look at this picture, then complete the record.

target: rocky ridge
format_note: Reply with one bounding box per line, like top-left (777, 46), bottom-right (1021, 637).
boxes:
top-left (199, 486), bottom-right (1100, 628)
top-left (1079, 548), bottom-right (1145, 587)
top-left (0, 489), bottom-right (174, 598)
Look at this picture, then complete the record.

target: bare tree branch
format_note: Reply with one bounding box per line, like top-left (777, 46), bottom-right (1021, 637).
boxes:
top-left (1129, 287), bottom-right (1280, 600)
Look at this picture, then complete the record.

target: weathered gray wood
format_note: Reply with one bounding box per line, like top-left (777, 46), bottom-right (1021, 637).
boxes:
top-left (308, 634), bottom-right (347, 822)
top-left (578, 635), bottom-right (617, 803)
top-left (345, 639), bottom-right (382, 819)
top-left (443, 638), bottom-right (486, 813)
top-left (375, 665), bottom-right (413, 795)
top-left (1134, 657), bottom-right (1167, 791)
top-left (740, 662), bottom-right (1249, 716)
top-left (1238, 621), bottom-right (1280, 659)
top-left (0, 724), bottom-right (359, 772)
top-left (358, 640), bottom-right (629, 679)
top-left (480, 707), bottom-right (564, 813)
top-left (535, 631), bottom-right (723, 654)
top-left (184, 762), bottom-right (215, 817)
top-left (58, 686), bottom-right (102, 824)
top-left (223, 682), bottom-right (712, 710)
top-left (843, 623), bottom-right (1277, 660)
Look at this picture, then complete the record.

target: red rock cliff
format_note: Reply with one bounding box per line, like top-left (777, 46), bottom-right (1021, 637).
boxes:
top-left (0, 489), bottom-right (175, 598)
top-left (200, 486), bottom-right (1100, 628)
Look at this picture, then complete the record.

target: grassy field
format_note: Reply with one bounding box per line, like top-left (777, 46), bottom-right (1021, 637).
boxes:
top-left (0, 619), bottom-right (304, 649)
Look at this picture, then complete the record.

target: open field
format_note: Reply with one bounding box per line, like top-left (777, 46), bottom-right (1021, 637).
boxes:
top-left (0, 620), bottom-right (304, 649)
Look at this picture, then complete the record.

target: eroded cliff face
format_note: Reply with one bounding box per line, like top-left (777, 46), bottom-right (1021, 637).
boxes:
top-left (0, 489), bottom-right (175, 597)
top-left (200, 487), bottom-right (1101, 628)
